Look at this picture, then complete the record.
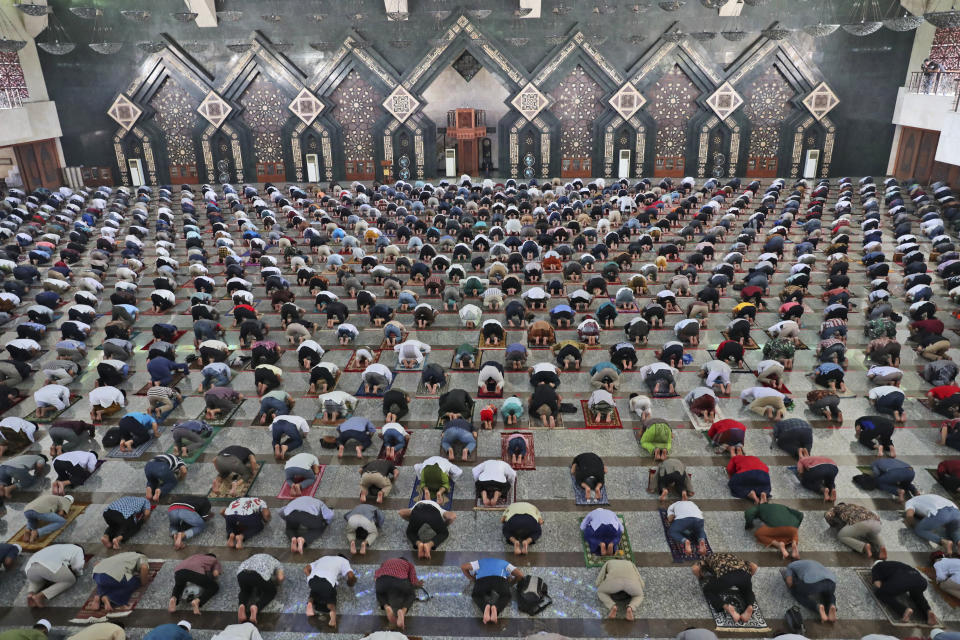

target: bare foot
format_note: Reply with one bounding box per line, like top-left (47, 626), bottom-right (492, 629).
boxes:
top-left (168, 596), bottom-right (177, 613)
top-left (607, 605), bottom-right (618, 619)
top-left (625, 606), bottom-right (635, 621)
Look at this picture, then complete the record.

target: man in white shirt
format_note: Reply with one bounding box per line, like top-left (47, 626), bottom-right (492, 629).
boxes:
top-left (270, 415), bottom-right (310, 461)
top-left (932, 553), bottom-right (960, 599)
top-left (88, 386), bottom-right (125, 422)
top-left (700, 360), bottom-right (731, 396)
top-left (413, 455), bottom-right (463, 481)
top-left (472, 460), bottom-right (517, 507)
top-left (0, 416), bottom-right (37, 455)
top-left (52, 450), bottom-right (99, 495)
top-left (303, 555), bottom-right (356, 627)
top-left (665, 500), bottom-right (707, 556)
top-left (361, 363), bottom-right (393, 395)
top-left (25, 543), bottom-right (85, 606)
top-left (740, 386), bottom-right (787, 420)
top-left (905, 495), bottom-right (960, 553)
top-left (34, 384), bottom-right (71, 418)
top-left (394, 340), bottom-right (430, 369)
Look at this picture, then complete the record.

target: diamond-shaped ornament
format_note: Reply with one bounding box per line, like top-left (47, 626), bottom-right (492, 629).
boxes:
top-left (197, 91), bottom-right (233, 129)
top-left (802, 82), bottom-right (839, 121)
top-left (107, 94), bottom-right (142, 131)
top-left (382, 85), bottom-right (420, 124)
top-left (608, 82), bottom-right (646, 121)
top-left (510, 82), bottom-right (549, 121)
top-left (288, 88), bottom-right (324, 126)
top-left (706, 81), bottom-right (744, 121)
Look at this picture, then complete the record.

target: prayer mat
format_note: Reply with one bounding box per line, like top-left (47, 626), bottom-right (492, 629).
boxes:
top-left (278, 465), bottom-right (325, 499)
top-left (580, 399), bottom-right (623, 428)
top-left (24, 393), bottom-right (82, 423)
top-left (579, 514), bottom-right (632, 568)
top-left (476, 382), bottom-right (503, 398)
top-left (475, 477), bottom-right (517, 510)
top-left (721, 332), bottom-right (759, 350)
top-left (761, 380), bottom-right (791, 394)
top-left (70, 561), bottom-right (163, 623)
top-left (395, 353), bottom-right (427, 372)
top-left (527, 413), bottom-right (564, 429)
top-left (449, 351), bottom-right (479, 371)
top-left (379, 334), bottom-right (407, 350)
top-left (501, 431), bottom-right (535, 470)
top-left (658, 508), bottom-right (713, 563)
top-left (700, 579), bottom-right (770, 632)
top-left (356, 373), bottom-right (395, 398)
top-left (208, 465), bottom-right (262, 501)
top-left (685, 403), bottom-right (723, 432)
top-left (139, 329), bottom-right (188, 350)
top-left (109, 428), bottom-right (164, 458)
top-left (918, 566), bottom-right (960, 608)
top-left (479, 335), bottom-right (506, 350)
top-left (920, 397), bottom-right (947, 415)
top-left (8, 503), bottom-right (87, 551)
top-left (0, 394), bottom-right (27, 416)
top-left (377, 442), bottom-right (407, 466)
top-left (202, 400), bottom-right (245, 427)
top-left (135, 371), bottom-right (185, 396)
top-left (153, 400), bottom-right (181, 425)
top-left (408, 477), bottom-right (454, 509)
top-left (572, 474), bottom-right (609, 505)
top-left (345, 349), bottom-right (381, 372)
top-left (314, 409), bottom-right (353, 426)
top-left (855, 568), bottom-right (935, 627)
top-left (231, 355), bottom-right (253, 371)
top-left (416, 378), bottom-right (447, 397)
top-left (93, 331), bottom-right (141, 349)
top-left (167, 426), bottom-right (221, 464)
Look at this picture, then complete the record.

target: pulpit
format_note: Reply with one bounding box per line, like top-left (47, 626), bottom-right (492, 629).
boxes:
top-left (446, 109), bottom-right (486, 175)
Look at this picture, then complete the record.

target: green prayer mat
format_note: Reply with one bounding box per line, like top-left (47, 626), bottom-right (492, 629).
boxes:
top-left (579, 514), bottom-right (632, 568)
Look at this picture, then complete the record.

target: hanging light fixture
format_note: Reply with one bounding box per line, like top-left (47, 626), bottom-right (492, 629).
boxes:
top-left (761, 26), bottom-right (791, 39)
top-left (467, 9), bottom-right (492, 19)
top-left (120, 10), bottom-right (151, 22)
top-left (690, 30), bottom-right (716, 41)
top-left (742, 0), bottom-right (770, 5)
top-left (721, 29), bottom-right (748, 40)
top-left (662, 27), bottom-right (686, 41)
top-left (88, 10), bottom-right (122, 54)
top-left (137, 41), bottom-right (165, 53)
top-left (272, 42), bottom-right (292, 52)
top-left (217, 10), bottom-right (243, 22)
top-left (69, 6), bottom-right (99, 19)
top-left (507, 37), bottom-right (529, 47)
top-left (172, 11), bottom-right (199, 22)
top-left (699, 0), bottom-right (724, 7)
top-left (15, 2), bottom-right (50, 17)
top-left (36, 7), bottom-right (74, 54)
top-left (659, 0), bottom-right (684, 10)
top-left (225, 42), bottom-right (251, 53)
top-left (924, 0), bottom-right (960, 27)
top-left (802, 0), bottom-right (839, 36)
top-left (309, 41), bottom-right (335, 51)
top-left (0, 0), bottom-right (27, 50)
top-left (629, 34), bottom-right (645, 44)
top-left (842, 0), bottom-right (883, 35)
top-left (182, 41), bottom-right (209, 53)
top-left (545, 35), bottom-right (566, 45)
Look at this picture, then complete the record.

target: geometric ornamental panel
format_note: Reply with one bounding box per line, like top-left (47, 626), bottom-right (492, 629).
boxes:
top-left (288, 87), bottom-right (324, 126)
top-left (149, 78), bottom-right (199, 164)
top-left (240, 75), bottom-right (288, 164)
top-left (331, 70), bottom-right (384, 166)
top-left (608, 81), bottom-right (646, 121)
top-left (107, 93), bottom-right (142, 131)
top-left (197, 90), bottom-right (232, 129)
top-left (643, 64), bottom-right (701, 157)
top-left (802, 81), bottom-right (839, 121)
top-left (549, 65), bottom-right (604, 157)
top-left (382, 84), bottom-right (420, 124)
top-left (511, 82), bottom-right (549, 122)
top-left (742, 66), bottom-right (794, 158)
top-left (706, 81), bottom-right (744, 121)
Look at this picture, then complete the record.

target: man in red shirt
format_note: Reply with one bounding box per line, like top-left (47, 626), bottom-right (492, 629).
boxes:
top-left (929, 385), bottom-right (960, 418)
top-left (707, 419), bottom-right (746, 456)
top-left (726, 454), bottom-right (770, 504)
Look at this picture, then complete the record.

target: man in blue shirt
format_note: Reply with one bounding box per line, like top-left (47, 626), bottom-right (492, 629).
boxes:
top-left (460, 558), bottom-right (524, 624)
top-left (147, 356), bottom-right (190, 386)
top-left (337, 417), bottom-right (375, 459)
top-left (143, 621), bottom-right (192, 640)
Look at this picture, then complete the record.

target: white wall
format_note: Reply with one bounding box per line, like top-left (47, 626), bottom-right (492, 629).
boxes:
top-left (420, 65), bottom-right (512, 168)
top-left (0, 147), bottom-right (16, 180)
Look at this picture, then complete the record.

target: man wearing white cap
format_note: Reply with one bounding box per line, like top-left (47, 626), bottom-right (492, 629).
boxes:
top-left (0, 619), bottom-right (51, 640)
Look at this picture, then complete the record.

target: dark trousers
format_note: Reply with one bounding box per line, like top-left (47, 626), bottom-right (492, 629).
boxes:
top-left (103, 509), bottom-right (142, 541)
top-left (284, 510), bottom-right (328, 545)
top-left (800, 464), bottom-right (838, 492)
top-left (375, 575), bottom-right (415, 611)
top-left (703, 569), bottom-right (754, 613)
top-left (172, 569), bottom-right (219, 606)
top-left (471, 576), bottom-right (511, 613)
top-left (876, 574), bottom-right (930, 617)
top-left (54, 460), bottom-right (92, 486)
top-left (237, 570), bottom-right (276, 609)
top-left (790, 578), bottom-right (836, 612)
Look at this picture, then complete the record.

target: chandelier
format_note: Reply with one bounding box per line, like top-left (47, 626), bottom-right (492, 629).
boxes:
top-left (137, 41), bottom-right (166, 53)
top-left (884, 15), bottom-right (924, 30)
top-left (662, 29), bottom-right (686, 42)
top-left (309, 41), bottom-right (336, 51)
top-left (172, 11), bottom-right (199, 22)
top-left (226, 42), bottom-right (252, 53)
top-left (217, 11), bottom-right (244, 22)
top-left (36, 8), bottom-right (75, 55)
top-left (120, 10), bottom-right (151, 22)
top-left (761, 27), bottom-right (790, 39)
top-left (699, 0), bottom-right (724, 7)
top-left (15, 2), bottom-right (49, 16)
top-left (0, 0), bottom-right (26, 51)
top-left (68, 6), bottom-right (99, 19)
top-left (88, 11), bottom-right (122, 55)
top-left (742, 0), bottom-right (770, 5)
top-left (802, 0), bottom-right (838, 37)
top-left (658, 1), bottom-right (684, 10)
top-left (467, 9), bottom-right (492, 19)
top-left (721, 29), bottom-right (748, 40)
top-left (924, 1), bottom-right (960, 29)
top-left (690, 30), bottom-right (716, 41)
top-left (842, 0), bottom-right (883, 35)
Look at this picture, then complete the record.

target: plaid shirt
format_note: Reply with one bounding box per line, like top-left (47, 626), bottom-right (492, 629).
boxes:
top-left (824, 503), bottom-right (879, 527)
top-left (106, 496), bottom-right (151, 518)
top-left (374, 558), bottom-right (418, 584)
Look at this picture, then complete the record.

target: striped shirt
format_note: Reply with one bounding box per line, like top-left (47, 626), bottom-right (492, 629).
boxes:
top-left (147, 386), bottom-right (177, 400)
top-left (151, 454), bottom-right (184, 470)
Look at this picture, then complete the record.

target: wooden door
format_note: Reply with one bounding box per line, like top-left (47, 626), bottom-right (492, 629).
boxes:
top-left (458, 139), bottom-right (477, 175)
top-left (894, 126), bottom-right (923, 181)
top-left (653, 155), bottom-right (685, 178)
top-left (345, 160), bottom-right (374, 181)
top-left (169, 164), bottom-right (197, 185)
top-left (13, 139), bottom-right (60, 191)
top-left (561, 157), bottom-right (592, 179)
top-left (745, 156), bottom-right (778, 178)
top-left (256, 162), bottom-right (287, 183)
top-left (914, 130), bottom-right (939, 184)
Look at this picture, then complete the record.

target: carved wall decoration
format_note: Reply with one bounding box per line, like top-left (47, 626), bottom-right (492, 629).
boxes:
top-left (452, 51), bottom-right (481, 82)
top-left (549, 65), bottom-right (603, 158)
top-left (239, 74), bottom-right (288, 164)
top-left (148, 78), bottom-right (200, 165)
top-left (644, 64), bottom-right (700, 158)
top-left (743, 66), bottom-right (794, 158)
top-left (930, 26), bottom-right (960, 70)
top-left (330, 69), bottom-right (384, 168)
top-left (108, 94), bottom-right (142, 131)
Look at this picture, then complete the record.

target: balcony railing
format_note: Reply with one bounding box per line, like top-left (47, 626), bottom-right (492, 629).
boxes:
top-left (0, 88), bottom-right (24, 110)
top-left (907, 70), bottom-right (960, 96)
